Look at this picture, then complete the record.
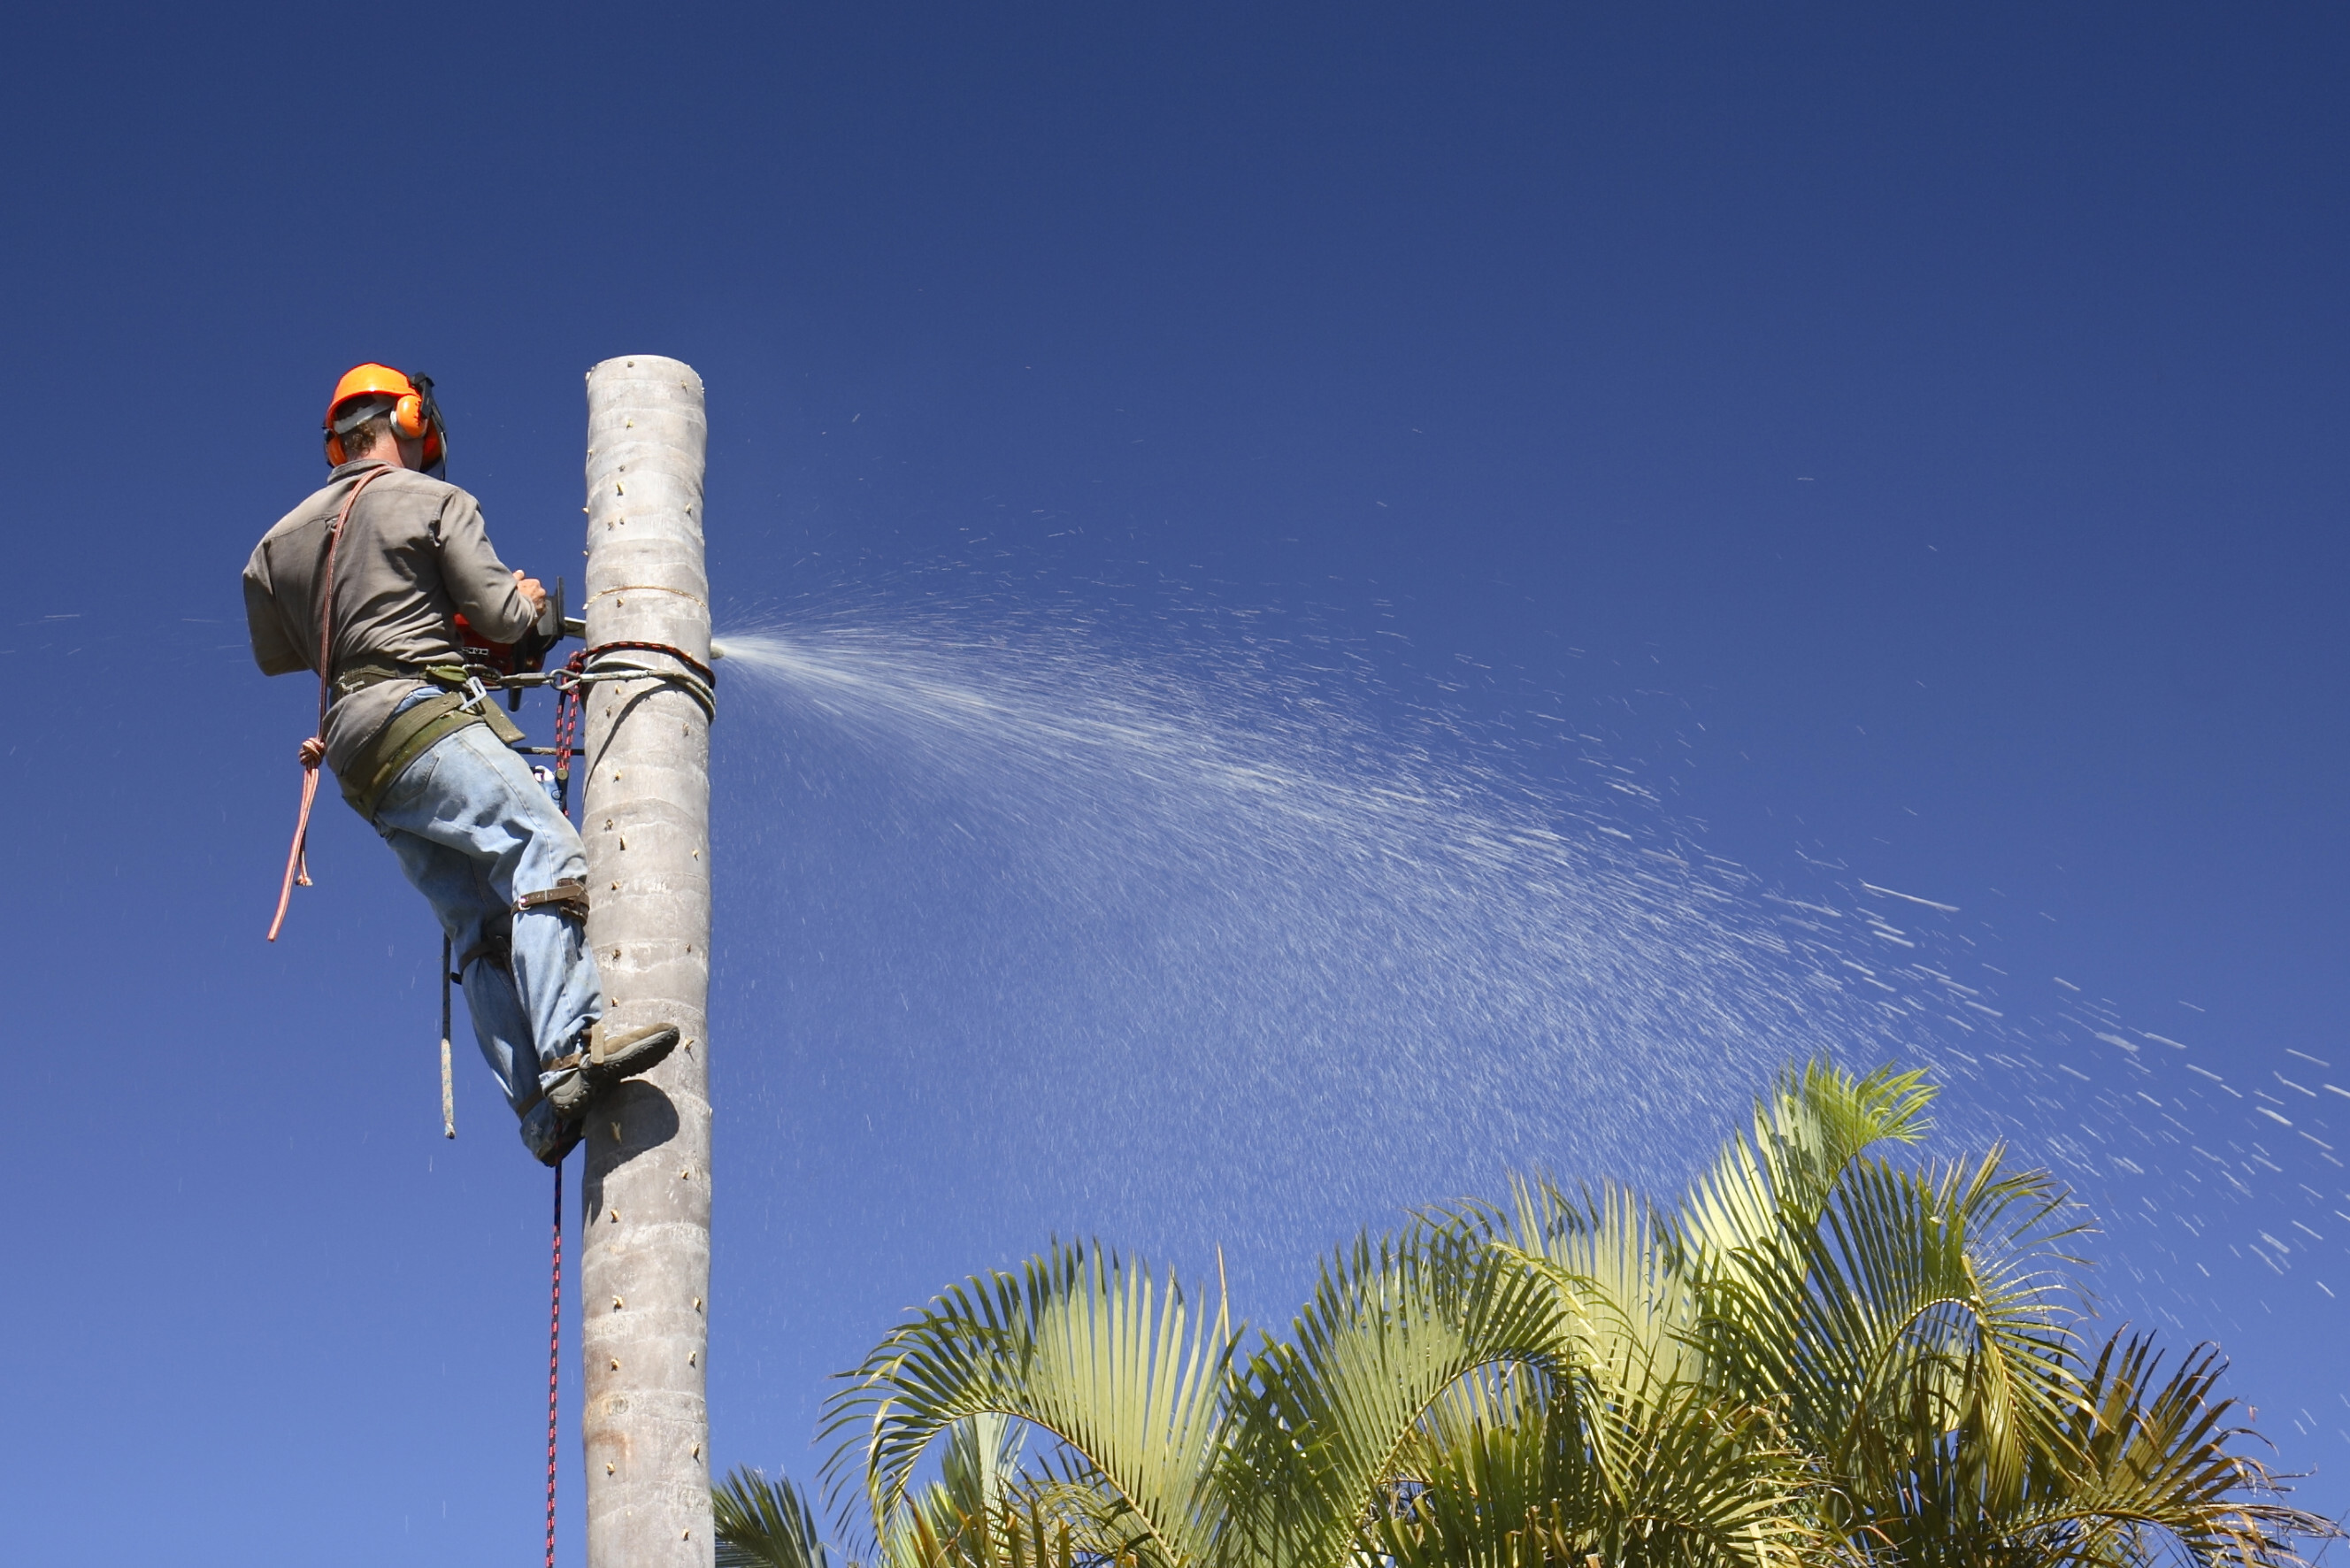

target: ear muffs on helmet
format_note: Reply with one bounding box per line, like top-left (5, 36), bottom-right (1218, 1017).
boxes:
top-left (390, 392), bottom-right (429, 441)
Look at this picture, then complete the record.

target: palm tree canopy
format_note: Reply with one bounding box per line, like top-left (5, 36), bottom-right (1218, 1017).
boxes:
top-left (749, 1061), bottom-right (2339, 1568)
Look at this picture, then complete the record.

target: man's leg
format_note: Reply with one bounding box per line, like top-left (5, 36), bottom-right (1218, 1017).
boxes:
top-left (375, 824), bottom-right (544, 1113)
top-left (369, 720), bottom-right (604, 1103)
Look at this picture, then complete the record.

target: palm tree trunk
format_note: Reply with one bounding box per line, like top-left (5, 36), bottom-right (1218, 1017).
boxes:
top-left (580, 354), bottom-right (715, 1567)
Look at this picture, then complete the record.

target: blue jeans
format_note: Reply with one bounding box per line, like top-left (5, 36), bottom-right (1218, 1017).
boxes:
top-left (368, 703), bottom-right (603, 1134)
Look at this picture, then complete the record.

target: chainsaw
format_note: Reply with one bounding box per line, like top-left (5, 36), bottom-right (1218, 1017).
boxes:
top-left (452, 577), bottom-right (588, 710)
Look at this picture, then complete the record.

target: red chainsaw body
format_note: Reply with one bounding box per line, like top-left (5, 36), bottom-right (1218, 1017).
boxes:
top-left (452, 611), bottom-right (547, 677)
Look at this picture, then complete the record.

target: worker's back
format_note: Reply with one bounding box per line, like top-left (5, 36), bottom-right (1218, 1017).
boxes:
top-left (243, 457), bottom-right (532, 774)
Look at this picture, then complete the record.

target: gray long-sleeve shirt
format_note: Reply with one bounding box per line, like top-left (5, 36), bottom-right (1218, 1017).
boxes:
top-left (244, 458), bottom-right (534, 775)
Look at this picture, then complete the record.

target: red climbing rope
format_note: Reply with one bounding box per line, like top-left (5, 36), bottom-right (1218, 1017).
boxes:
top-left (266, 463), bottom-right (397, 942)
top-left (550, 649), bottom-right (588, 816)
top-left (266, 765), bottom-right (322, 942)
top-left (546, 1161), bottom-right (564, 1568)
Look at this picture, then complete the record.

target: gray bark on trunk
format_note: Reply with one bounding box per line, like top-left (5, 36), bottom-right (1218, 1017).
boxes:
top-left (579, 355), bottom-right (714, 1568)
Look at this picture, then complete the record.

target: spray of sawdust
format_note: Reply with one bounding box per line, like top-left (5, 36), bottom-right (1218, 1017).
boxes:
top-left (707, 599), bottom-right (2345, 1464)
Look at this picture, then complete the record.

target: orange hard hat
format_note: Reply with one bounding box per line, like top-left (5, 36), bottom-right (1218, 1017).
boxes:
top-left (322, 363), bottom-right (445, 472)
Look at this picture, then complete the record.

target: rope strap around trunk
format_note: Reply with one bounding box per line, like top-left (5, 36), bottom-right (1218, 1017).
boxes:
top-left (562, 640), bottom-right (717, 716)
top-left (547, 640), bottom-right (718, 816)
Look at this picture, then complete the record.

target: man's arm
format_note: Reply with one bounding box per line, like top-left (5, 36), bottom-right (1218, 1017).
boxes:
top-left (242, 543), bottom-right (306, 675)
top-left (436, 490), bottom-right (538, 642)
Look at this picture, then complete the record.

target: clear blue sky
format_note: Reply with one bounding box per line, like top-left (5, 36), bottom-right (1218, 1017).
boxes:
top-left (3, 4), bottom-right (2345, 1562)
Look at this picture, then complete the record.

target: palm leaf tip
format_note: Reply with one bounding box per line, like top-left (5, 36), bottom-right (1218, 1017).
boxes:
top-left (716, 1466), bottom-right (837, 1568)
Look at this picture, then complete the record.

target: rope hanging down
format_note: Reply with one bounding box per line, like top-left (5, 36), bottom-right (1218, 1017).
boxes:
top-left (550, 649), bottom-right (588, 812)
top-left (266, 465), bottom-right (396, 941)
top-left (546, 1162), bottom-right (564, 1568)
top-left (440, 936), bottom-right (457, 1139)
top-left (532, 642), bottom-right (710, 1556)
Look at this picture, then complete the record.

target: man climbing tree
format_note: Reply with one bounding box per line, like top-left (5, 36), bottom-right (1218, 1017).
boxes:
top-left (243, 363), bottom-right (677, 1164)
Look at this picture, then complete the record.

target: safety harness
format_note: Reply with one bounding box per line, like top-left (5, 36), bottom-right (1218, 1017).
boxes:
top-left (332, 657), bottom-right (527, 819)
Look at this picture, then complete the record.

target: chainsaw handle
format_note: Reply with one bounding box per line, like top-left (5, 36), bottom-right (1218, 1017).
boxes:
top-left (535, 576), bottom-right (565, 645)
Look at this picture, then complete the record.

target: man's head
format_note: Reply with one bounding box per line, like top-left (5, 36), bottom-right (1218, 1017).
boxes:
top-left (322, 364), bottom-right (445, 473)
top-left (328, 398), bottom-right (424, 467)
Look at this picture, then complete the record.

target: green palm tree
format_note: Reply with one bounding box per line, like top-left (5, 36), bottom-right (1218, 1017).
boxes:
top-left (1402, 1063), bottom-right (2331, 1564)
top-left (747, 1061), bottom-right (2336, 1568)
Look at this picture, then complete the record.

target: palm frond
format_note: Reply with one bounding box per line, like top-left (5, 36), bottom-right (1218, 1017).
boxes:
top-left (1793, 1148), bottom-right (2085, 1519)
top-left (1478, 1177), bottom-right (1706, 1410)
top-left (1379, 1382), bottom-right (1828, 1568)
top-left (717, 1467), bottom-right (840, 1568)
top-left (825, 1241), bottom-right (1240, 1568)
top-left (1987, 1332), bottom-right (2342, 1568)
top-left (1221, 1226), bottom-right (1564, 1568)
top-left (1680, 1063), bottom-right (1934, 1276)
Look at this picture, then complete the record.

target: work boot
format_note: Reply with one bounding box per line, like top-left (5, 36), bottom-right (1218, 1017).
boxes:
top-left (519, 1097), bottom-right (585, 1166)
top-left (543, 1020), bottom-right (681, 1119)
